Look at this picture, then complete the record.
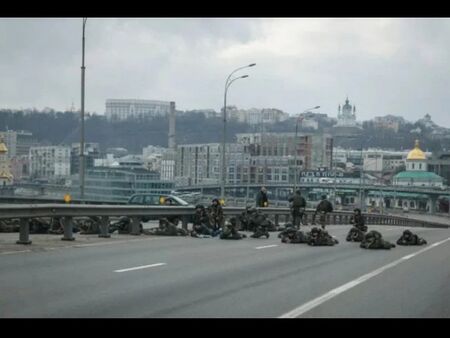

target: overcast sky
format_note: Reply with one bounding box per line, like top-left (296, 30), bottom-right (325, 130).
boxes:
top-left (1, 17), bottom-right (450, 127)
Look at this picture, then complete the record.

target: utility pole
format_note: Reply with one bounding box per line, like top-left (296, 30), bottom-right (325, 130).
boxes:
top-left (80, 17), bottom-right (87, 201)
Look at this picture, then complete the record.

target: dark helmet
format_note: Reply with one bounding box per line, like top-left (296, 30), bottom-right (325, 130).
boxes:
top-left (212, 198), bottom-right (220, 204)
top-left (403, 229), bottom-right (412, 236)
top-left (354, 208), bottom-right (361, 214)
top-left (296, 189), bottom-right (301, 195)
top-left (195, 204), bottom-right (205, 209)
top-left (321, 195), bottom-right (327, 200)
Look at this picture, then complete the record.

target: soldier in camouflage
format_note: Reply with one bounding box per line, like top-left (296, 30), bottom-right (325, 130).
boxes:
top-left (346, 208), bottom-right (367, 242)
top-left (220, 217), bottom-right (247, 240)
top-left (280, 227), bottom-right (310, 244)
top-left (360, 230), bottom-right (395, 249)
top-left (312, 195), bottom-right (333, 229)
top-left (396, 230), bottom-right (427, 246)
top-left (307, 227), bottom-right (339, 246)
top-left (146, 218), bottom-right (188, 236)
top-left (207, 198), bottom-right (224, 231)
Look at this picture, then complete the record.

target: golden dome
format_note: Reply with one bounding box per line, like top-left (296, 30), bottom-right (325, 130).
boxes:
top-left (0, 171), bottom-right (12, 180)
top-left (407, 139), bottom-right (426, 160)
top-left (0, 138), bottom-right (7, 154)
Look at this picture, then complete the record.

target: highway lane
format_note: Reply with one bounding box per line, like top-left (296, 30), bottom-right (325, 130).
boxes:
top-left (0, 225), bottom-right (449, 318)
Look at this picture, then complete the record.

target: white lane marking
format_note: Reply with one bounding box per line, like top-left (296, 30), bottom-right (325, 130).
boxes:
top-left (255, 245), bottom-right (278, 250)
top-left (114, 263), bottom-right (166, 273)
top-left (279, 237), bottom-right (450, 318)
top-left (0, 250), bottom-right (32, 255)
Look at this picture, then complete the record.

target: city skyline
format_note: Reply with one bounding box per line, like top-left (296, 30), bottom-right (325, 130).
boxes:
top-left (1, 18), bottom-right (450, 127)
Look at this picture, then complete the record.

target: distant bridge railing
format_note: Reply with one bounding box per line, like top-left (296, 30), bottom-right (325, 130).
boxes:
top-left (176, 182), bottom-right (450, 196)
top-left (0, 204), bottom-right (447, 246)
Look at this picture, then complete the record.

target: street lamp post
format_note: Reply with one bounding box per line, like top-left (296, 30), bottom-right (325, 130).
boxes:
top-left (293, 106), bottom-right (320, 193)
top-left (359, 146), bottom-right (364, 210)
top-left (221, 63), bottom-right (255, 202)
top-left (80, 17), bottom-right (87, 201)
top-left (332, 139), bottom-right (338, 207)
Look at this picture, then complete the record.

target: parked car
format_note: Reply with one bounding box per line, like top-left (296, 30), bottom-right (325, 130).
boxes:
top-left (127, 194), bottom-right (190, 206)
top-left (127, 194), bottom-right (192, 223)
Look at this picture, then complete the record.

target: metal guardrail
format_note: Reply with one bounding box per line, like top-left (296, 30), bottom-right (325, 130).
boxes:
top-left (0, 204), bottom-right (447, 245)
top-left (0, 196), bottom-right (123, 205)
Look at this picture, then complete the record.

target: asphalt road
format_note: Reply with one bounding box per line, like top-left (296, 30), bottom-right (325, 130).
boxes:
top-left (1, 224), bottom-right (449, 318)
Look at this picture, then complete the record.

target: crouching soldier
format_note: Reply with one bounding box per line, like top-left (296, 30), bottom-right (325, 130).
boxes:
top-left (346, 208), bottom-right (367, 242)
top-left (249, 209), bottom-right (271, 239)
top-left (307, 227), bottom-right (339, 246)
top-left (238, 206), bottom-right (253, 231)
top-left (350, 208), bottom-right (367, 232)
top-left (191, 204), bottom-right (219, 238)
top-left (280, 227), bottom-right (310, 244)
top-left (220, 217), bottom-right (246, 240)
top-left (396, 230), bottom-right (427, 246)
top-left (360, 230), bottom-right (395, 249)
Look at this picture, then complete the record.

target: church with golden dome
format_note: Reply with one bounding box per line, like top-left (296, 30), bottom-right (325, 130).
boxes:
top-left (0, 137), bottom-right (13, 186)
top-left (393, 140), bottom-right (443, 188)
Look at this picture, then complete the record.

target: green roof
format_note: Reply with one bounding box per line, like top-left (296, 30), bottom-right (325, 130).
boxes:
top-left (394, 171), bottom-right (443, 181)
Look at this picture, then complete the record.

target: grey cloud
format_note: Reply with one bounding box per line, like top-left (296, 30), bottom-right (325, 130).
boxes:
top-left (0, 18), bottom-right (450, 127)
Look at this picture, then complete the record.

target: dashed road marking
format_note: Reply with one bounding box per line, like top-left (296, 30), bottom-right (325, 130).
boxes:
top-left (0, 250), bottom-right (32, 255)
top-left (114, 263), bottom-right (166, 273)
top-left (255, 244), bottom-right (278, 250)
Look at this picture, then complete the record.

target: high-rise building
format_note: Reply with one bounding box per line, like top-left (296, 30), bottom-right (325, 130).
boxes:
top-left (176, 143), bottom-right (247, 186)
top-left (70, 142), bottom-right (101, 175)
top-left (29, 146), bottom-right (71, 179)
top-left (236, 132), bottom-right (333, 170)
top-left (161, 150), bottom-right (177, 181)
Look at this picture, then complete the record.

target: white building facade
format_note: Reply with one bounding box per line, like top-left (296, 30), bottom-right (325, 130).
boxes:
top-left (105, 99), bottom-right (173, 121)
top-left (29, 146), bottom-right (71, 179)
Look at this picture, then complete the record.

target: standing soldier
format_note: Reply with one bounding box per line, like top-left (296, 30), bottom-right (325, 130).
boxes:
top-left (256, 186), bottom-right (269, 207)
top-left (313, 195), bottom-right (333, 229)
top-left (288, 189), bottom-right (307, 228)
